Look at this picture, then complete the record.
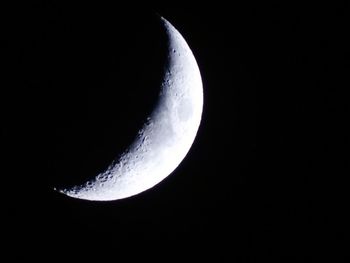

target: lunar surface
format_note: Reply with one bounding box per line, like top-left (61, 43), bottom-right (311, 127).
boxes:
top-left (57, 16), bottom-right (203, 201)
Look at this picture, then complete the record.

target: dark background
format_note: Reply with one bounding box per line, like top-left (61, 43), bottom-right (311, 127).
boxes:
top-left (2, 2), bottom-right (348, 261)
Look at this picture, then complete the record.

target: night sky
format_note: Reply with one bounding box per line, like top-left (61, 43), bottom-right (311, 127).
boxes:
top-left (2, 2), bottom-right (348, 261)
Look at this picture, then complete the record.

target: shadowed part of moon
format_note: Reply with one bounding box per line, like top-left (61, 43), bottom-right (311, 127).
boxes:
top-left (47, 14), bottom-right (169, 189)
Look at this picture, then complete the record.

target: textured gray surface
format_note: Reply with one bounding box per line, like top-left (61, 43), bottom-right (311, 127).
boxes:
top-left (59, 17), bottom-right (203, 201)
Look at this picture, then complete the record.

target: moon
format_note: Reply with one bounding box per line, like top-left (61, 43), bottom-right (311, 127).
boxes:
top-left (57, 16), bottom-right (203, 201)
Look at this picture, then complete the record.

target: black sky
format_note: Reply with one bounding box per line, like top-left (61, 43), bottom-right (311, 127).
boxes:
top-left (2, 2), bottom-right (349, 261)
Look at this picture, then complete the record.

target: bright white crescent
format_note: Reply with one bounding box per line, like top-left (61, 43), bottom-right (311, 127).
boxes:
top-left (58, 17), bottom-right (203, 201)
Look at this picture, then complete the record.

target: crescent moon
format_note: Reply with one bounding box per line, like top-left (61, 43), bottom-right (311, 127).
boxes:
top-left (57, 16), bottom-right (203, 201)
